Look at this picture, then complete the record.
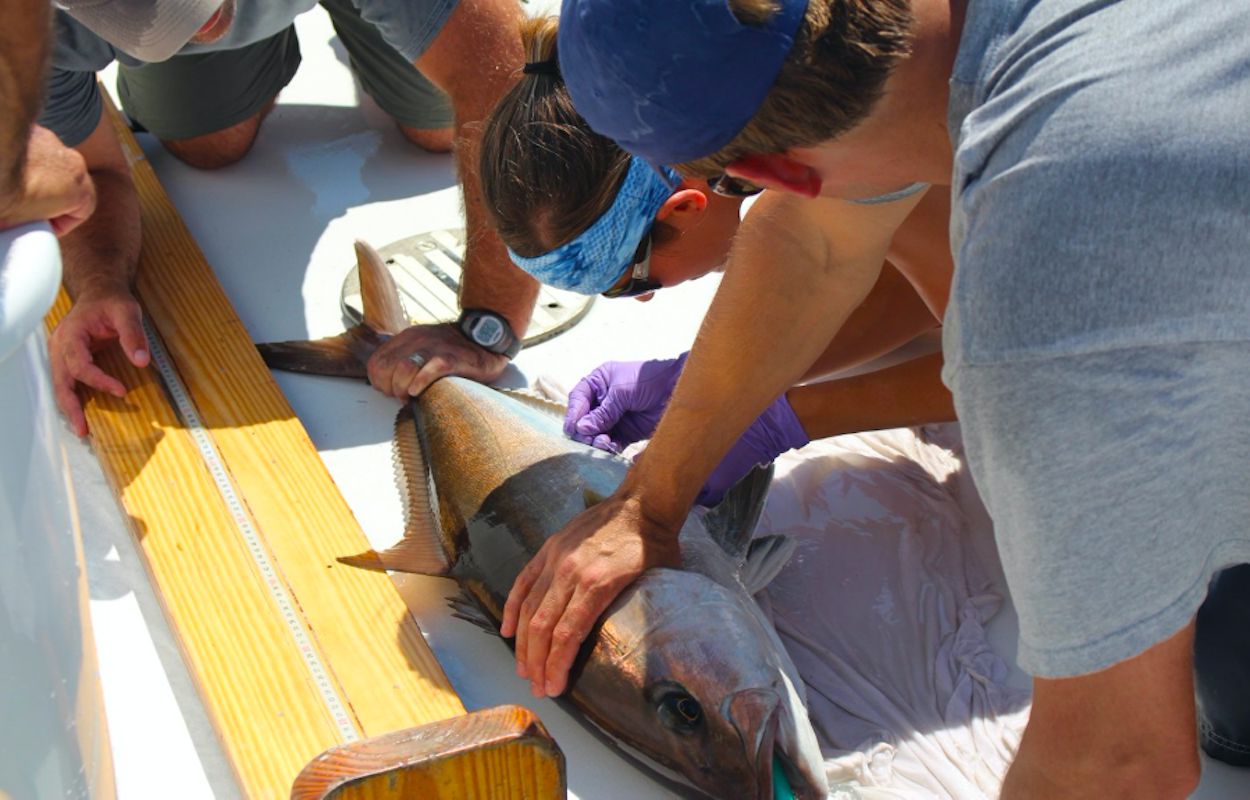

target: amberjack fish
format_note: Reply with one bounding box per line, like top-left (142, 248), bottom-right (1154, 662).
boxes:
top-left (257, 241), bottom-right (829, 799)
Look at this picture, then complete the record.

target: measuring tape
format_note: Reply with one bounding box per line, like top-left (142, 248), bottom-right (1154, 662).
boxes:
top-left (143, 318), bottom-right (359, 743)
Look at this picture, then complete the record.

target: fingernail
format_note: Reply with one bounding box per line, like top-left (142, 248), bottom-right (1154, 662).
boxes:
top-left (530, 682), bottom-right (542, 698)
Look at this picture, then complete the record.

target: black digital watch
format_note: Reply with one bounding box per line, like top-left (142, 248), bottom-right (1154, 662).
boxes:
top-left (456, 308), bottom-right (522, 359)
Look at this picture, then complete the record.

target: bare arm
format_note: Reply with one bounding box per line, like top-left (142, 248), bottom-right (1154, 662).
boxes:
top-left (366, 0), bottom-right (536, 398)
top-left (0, 0), bottom-right (48, 199)
top-left (503, 188), bottom-right (924, 697)
top-left (48, 108), bottom-right (147, 435)
top-left (0, 2), bottom-right (94, 234)
top-left (623, 189), bottom-right (923, 524)
top-left (791, 351), bottom-right (954, 438)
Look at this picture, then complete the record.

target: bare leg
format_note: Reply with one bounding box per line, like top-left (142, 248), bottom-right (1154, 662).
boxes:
top-left (161, 97), bottom-right (278, 170)
top-left (1002, 623), bottom-right (1200, 799)
top-left (397, 123), bottom-right (453, 154)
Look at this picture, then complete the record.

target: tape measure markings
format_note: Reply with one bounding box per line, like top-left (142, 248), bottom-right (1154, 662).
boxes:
top-left (142, 318), bottom-right (359, 743)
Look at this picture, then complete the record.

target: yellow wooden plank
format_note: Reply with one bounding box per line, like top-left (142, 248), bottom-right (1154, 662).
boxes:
top-left (290, 706), bottom-right (565, 800)
top-left (42, 88), bottom-right (489, 797)
top-left (47, 294), bottom-right (345, 795)
top-left (113, 108), bottom-right (464, 731)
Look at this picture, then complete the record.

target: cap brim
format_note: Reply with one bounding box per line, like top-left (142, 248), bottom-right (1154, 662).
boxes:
top-left (67, 0), bottom-right (221, 63)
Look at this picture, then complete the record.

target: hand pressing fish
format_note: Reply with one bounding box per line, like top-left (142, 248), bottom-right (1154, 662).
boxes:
top-left (257, 240), bottom-right (828, 799)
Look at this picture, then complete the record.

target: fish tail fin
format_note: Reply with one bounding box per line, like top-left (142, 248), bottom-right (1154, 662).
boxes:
top-left (354, 239), bottom-right (409, 335)
top-left (256, 325), bottom-right (382, 378)
top-left (255, 238), bottom-right (407, 377)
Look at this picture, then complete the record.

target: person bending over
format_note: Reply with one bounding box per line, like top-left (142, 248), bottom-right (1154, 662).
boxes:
top-left (479, 15), bottom-right (957, 506)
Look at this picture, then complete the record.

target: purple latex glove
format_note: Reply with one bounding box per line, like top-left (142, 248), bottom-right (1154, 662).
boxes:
top-left (695, 393), bottom-right (810, 506)
top-left (564, 353), bottom-right (688, 453)
top-left (566, 353), bottom-right (809, 507)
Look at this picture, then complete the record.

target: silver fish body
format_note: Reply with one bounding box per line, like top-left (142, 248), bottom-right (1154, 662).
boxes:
top-left (258, 240), bottom-right (828, 798)
top-left (347, 377), bottom-right (828, 799)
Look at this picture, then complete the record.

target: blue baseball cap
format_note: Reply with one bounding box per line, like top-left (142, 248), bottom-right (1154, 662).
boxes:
top-left (558, 0), bottom-right (805, 167)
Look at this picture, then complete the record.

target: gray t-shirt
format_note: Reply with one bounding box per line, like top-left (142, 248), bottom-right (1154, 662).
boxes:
top-left (940, 0), bottom-right (1250, 677)
top-left (943, 0), bottom-right (1250, 373)
top-left (43, 0), bottom-right (458, 144)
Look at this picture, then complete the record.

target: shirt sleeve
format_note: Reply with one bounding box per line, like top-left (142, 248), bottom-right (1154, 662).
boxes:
top-left (350, 0), bottom-right (460, 63)
top-left (40, 12), bottom-right (117, 146)
top-left (39, 68), bottom-right (104, 147)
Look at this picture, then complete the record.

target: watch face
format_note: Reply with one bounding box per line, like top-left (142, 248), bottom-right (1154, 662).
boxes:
top-left (471, 316), bottom-right (505, 348)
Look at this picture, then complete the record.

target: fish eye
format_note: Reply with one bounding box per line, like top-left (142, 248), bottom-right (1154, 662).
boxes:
top-left (657, 692), bottom-right (704, 732)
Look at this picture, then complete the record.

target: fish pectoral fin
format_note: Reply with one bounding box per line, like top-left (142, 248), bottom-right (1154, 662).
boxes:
top-left (702, 462), bottom-right (775, 562)
top-left (582, 487), bottom-right (607, 508)
top-left (739, 534), bottom-right (798, 595)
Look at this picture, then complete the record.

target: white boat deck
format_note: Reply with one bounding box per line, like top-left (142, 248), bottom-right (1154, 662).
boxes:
top-left (63, 6), bottom-right (1247, 798)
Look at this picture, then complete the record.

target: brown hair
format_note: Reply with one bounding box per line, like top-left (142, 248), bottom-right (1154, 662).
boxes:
top-left (677, 0), bottom-right (914, 177)
top-left (480, 16), bottom-right (676, 258)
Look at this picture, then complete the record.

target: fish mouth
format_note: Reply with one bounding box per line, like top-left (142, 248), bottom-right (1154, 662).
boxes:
top-left (726, 689), bottom-right (824, 799)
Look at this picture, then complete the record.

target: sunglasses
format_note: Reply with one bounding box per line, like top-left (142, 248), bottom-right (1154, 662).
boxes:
top-left (601, 228), bottom-right (662, 299)
top-left (707, 174), bottom-right (765, 198)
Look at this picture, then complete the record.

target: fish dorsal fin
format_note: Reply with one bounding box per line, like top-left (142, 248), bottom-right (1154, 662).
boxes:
top-left (355, 238), bottom-right (409, 336)
top-left (256, 324), bottom-right (383, 378)
top-left (701, 463), bottom-right (775, 562)
top-left (338, 404), bottom-right (451, 576)
top-left (494, 387), bottom-right (568, 421)
top-left (739, 534), bottom-right (797, 595)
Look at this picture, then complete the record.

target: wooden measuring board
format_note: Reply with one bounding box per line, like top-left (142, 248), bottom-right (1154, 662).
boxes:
top-left (46, 90), bottom-right (562, 798)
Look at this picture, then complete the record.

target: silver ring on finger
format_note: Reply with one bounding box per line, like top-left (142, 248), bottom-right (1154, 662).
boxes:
top-left (408, 352), bottom-right (427, 369)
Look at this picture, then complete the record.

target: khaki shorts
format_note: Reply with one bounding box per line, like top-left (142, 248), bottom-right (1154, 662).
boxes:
top-left (116, 0), bottom-right (453, 141)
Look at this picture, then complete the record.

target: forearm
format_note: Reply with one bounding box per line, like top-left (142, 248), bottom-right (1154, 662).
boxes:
top-left (0, 0), bottom-right (51, 207)
top-left (790, 351), bottom-right (954, 439)
top-left (417, 0), bottom-right (537, 336)
top-left (621, 199), bottom-right (902, 528)
top-left (455, 135), bottom-right (540, 335)
top-left (60, 116), bottom-right (140, 299)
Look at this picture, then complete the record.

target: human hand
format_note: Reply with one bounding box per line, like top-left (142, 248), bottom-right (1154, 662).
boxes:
top-left (564, 353), bottom-right (688, 453)
top-left (0, 126), bottom-right (95, 237)
top-left (48, 288), bottom-right (149, 437)
top-left (365, 321), bottom-right (510, 399)
top-left (500, 492), bottom-right (682, 697)
top-left (697, 392), bottom-right (809, 506)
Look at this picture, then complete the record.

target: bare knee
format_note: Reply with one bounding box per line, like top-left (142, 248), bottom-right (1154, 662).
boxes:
top-left (161, 99), bottom-right (276, 170)
top-left (397, 124), bottom-right (454, 154)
